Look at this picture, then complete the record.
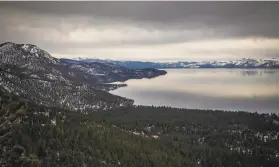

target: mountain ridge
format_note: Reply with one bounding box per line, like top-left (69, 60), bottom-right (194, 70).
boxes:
top-left (1, 43), bottom-right (279, 167)
top-left (0, 42), bottom-right (166, 112)
top-left (66, 57), bottom-right (279, 69)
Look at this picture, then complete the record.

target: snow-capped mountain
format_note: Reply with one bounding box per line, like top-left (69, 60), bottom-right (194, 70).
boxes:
top-left (70, 58), bottom-right (279, 69)
top-left (60, 59), bottom-right (166, 83)
top-left (186, 58), bottom-right (279, 69)
top-left (0, 42), bottom-right (166, 111)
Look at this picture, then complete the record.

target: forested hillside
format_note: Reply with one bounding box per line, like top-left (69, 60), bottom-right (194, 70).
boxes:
top-left (1, 42), bottom-right (279, 167)
top-left (0, 42), bottom-right (166, 111)
top-left (1, 91), bottom-right (279, 167)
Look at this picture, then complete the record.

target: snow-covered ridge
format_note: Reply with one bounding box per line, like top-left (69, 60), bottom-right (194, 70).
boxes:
top-left (0, 42), bottom-right (167, 112)
top-left (21, 44), bottom-right (59, 64)
top-left (0, 42), bottom-right (136, 112)
top-left (0, 42), bottom-right (60, 66)
top-left (68, 57), bottom-right (279, 69)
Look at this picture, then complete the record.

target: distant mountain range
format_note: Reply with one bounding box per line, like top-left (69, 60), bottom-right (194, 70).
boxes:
top-left (1, 43), bottom-right (279, 167)
top-left (1, 42), bottom-right (277, 111)
top-left (67, 57), bottom-right (279, 69)
top-left (0, 42), bottom-right (166, 112)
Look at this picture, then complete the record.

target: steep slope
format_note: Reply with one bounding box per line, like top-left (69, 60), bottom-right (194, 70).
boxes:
top-left (0, 70), bottom-right (133, 111)
top-left (0, 42), bottom-right (98, 85)
top-left (1, 42), bottom-right (166, 85)
top-left (0, 42), bottom-right (136, 111)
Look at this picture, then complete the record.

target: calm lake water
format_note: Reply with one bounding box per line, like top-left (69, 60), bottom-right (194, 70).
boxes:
top-left (110, 69), bottom-right (279, 113)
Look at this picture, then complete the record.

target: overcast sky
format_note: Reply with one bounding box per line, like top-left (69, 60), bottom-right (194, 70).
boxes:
top-left (1, 2), bottom-right (279, 62)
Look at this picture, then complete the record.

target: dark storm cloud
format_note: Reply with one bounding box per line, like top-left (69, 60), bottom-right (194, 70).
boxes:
top-left (0, 1), bottom-right (279, 61)
top-left (1, 1), bottom-right (279, 37)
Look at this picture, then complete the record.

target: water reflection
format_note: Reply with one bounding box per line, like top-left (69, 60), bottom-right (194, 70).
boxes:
top-left (237, 70), bottom-right (279, 76)
top-left (110, 69), bottom-right (279, 113)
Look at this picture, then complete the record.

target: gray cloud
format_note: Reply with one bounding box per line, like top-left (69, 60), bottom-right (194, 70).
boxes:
top-left (0, 2), bottom-right (279, 61)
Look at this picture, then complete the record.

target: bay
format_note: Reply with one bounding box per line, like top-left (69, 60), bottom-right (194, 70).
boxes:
top-left (110, 69), bottom-right (279, 113)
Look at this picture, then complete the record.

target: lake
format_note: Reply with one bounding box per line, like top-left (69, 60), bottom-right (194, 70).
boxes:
top-left (110, 69), bottom-right (279, 113)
